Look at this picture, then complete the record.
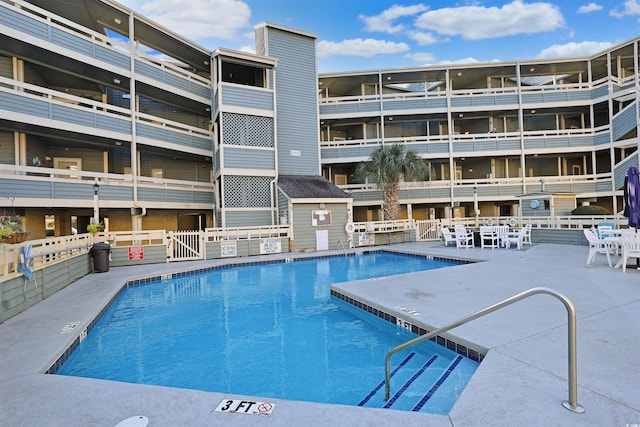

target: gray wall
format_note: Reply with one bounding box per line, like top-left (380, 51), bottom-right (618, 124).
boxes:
top-left (257, 24), bottom-right (320, 176)
top-left (291, 202), bottom-right (349, 251)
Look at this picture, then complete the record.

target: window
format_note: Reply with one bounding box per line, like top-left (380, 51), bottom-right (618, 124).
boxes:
top-left (53, 158), bottom-right (82, 180)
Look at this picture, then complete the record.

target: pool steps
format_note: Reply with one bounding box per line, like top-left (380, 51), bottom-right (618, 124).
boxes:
top-left (358, 352), bottom-right (466, 413)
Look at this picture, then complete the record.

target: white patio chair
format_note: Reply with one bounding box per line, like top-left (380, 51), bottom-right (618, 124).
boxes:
top-left (617, 233), bottom-right (640, 272)
top-left (583, 228), bottom-right (613, 267)
top-left (522, 224), bottom-right (532, 245)
top-left (441, 227), bottom-right (456, 247)
top-left (454, 225), bottom-right (474, 249)
top-left (479, 226), bottom-right (498, 249)
top-left (597, 225), bottom-right (613, 239)
top-left (504, 227), bottom-right (526, 250)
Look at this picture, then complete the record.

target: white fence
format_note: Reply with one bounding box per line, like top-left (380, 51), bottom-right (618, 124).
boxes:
top-left (0, 216), bottom-right (627, 278)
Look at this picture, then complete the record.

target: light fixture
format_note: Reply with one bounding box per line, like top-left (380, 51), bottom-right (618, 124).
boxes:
top-left (529, 67), bottom-right (535, 72)
top-left (93, 182), bottom-right (100, 196)
top-left (115, 141), bottom-right (122, 146)
top-left (457, 72), bottom-right (463, 77)
top-left (459, 113), bottom-right (464, 118)
top-left (319, 203), bottom-right (325, 209)
top-left (531, 110), bottom-right (536, 114)
top-left (204, 60), bottom-right (209, 65)
top-left (386, 76), bottom-right (392, 80)
top-left (388, 117), bottom-right (393, 121)
top-left (113, 78), bottom-right (121, 84)
top-left (113, 18), bottom-right (122, 25)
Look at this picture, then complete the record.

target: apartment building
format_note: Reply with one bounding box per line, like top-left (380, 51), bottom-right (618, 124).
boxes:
top-left (0, 0), bottom-right (326, 239)
top-left (1, 0), bottom-right (639, 240)
top-left (319, 43), bottom-right (639, 222)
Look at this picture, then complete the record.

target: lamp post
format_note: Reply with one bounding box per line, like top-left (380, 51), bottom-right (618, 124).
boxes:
top-left (93, 182), bottom-right (100, 225)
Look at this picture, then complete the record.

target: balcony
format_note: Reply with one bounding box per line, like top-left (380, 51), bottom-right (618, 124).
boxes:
top-left (0, 164), bottom-right (214, 208)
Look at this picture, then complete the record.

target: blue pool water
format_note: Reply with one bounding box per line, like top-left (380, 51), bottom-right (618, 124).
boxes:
top-left (56, 252), bottom-right (478, 414)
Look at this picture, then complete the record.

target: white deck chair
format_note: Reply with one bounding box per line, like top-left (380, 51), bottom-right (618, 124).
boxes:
top-left (454, 225), bottom-right (474, 249)
top-left (618, 234), bottom-right (640, 272)
top-left (441, 227), bottom-right (456, 247)
top-left (522, 224), bottom-right (532, 245)
top-left (583, 228), bottom-right (612, 266)
top-left (504, 227), bottom-right (526, 250)
top-left (479, 226), bottom-right (498, 249)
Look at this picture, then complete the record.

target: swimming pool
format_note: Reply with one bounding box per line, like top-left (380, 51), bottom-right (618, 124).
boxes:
top-left (55, 251), bottom-right (479, 414)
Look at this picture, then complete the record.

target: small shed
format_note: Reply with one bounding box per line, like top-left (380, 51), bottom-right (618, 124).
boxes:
top-left (277, 175), bottom-right (352, 252)
top-left (519, 192), bottom-right (577, 217)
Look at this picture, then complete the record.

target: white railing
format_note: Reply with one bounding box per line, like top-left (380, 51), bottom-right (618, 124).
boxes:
top-left (0, 217), bottom-right (627, 278)
top-left (0, 233), bottom-right (95, 278)
top-left (204, 225), bottom-right (290, 241)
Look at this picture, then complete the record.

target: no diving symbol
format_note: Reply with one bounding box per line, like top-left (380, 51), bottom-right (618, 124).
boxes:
top-left (257, 402), bottom-right (272, 413)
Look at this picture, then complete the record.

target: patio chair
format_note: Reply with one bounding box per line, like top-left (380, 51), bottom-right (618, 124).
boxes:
top-left (522, 224), bottom-right (532, 245)
top-left (617, 233), bottom-right (640, 272)
top-left (454, 225), bottom-right (474, 249)
top-left (441, 227), bottom-right (457, 247)
top-left (504, 227), bottom-right (526, 250)
top-left (597, 225), bottom-right (614, 239)
top-left (583, 228), bottom-right (613, 267)
top-left (479, 226), bottom-right (498, 249)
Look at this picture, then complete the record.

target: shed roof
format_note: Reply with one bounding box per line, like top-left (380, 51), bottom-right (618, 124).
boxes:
top-left (277, 175), bottom-right (350, 199)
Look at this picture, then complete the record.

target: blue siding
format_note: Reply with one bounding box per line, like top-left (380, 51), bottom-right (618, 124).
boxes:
top-left (319, 101), bottom-right (381, 115)
top-left (136, 123), bottom-right (212, 151)
top-left (0, 7), bottom-right (49, 41)
top-left (453, 138), bottom-right (521, 152)
top-left (138, 187), bottom-right (214, 204)
top-left (223, 147), bottom-right (275, 169)
top-left (221, 85), bottom-right (274, 111)
top-left (261, 26), bottom-right (319, 175)
top-left (612, 102), bottom-right (637, 141)
top-left (135, 59), bottom-right (211, 100)
top-left (591, 85), bottom-right (610, 99)
top-left (521, 90), bottom-right (591, 104)
top-left (225, 210), bottom-right (273, 227)
top-left (450, 94), bottom-right (518, 108)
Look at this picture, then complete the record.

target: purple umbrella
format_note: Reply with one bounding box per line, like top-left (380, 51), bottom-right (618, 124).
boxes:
top-left (623, 166), bottom-right (640, 228)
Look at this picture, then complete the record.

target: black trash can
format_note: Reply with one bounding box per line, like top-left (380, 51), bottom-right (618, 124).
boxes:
top-left (90, 242), bottom-right (111, 273)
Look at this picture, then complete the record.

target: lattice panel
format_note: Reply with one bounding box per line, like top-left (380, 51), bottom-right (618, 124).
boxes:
top-left (224, 176), bottom-right (272, 207)
top-left (222, 113), bottom-right (273, 147)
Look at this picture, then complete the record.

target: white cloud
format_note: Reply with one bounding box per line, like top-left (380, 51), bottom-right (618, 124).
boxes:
top-left (610, 0), bottom-right (640, 18)
top-left (238, 45), bottom-right (256, 54)
top-left (403, 52), bottom-right (435, 63)
top-left (360, 4), bottom-right (429, 34)
top-left (123, 0), bottom-right (251, 41)
top-left (317, 39), bottom-right (410, 58)
top-left (407, 31), bottom-right (439, 46)
top-left (577, 3), bottom-right (603, 13)
top-left (437, 57), bottom-right (481, 65)
top-left (536, 41), bottom-right (613, 58)
top-left (414, 0), bottom-right (564, 40)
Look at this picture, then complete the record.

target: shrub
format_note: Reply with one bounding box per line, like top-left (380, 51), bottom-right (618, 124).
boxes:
top-left (571, 205), bottom-right (611, 215)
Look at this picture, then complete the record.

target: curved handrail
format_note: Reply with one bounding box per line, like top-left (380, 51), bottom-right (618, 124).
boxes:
top-left (384, 287), bottom-right (585, 413)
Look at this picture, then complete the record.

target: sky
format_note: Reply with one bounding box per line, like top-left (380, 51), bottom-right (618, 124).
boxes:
top-left (115, 0), bottom-right (640, 73)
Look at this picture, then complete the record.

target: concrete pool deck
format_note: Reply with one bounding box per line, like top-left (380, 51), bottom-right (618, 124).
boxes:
top-left (0, 242), bottom-right (638, 426)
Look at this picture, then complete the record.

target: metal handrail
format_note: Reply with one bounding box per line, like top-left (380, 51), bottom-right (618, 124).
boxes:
top-left (384, 287), bottom-right (585, 414)
top-left (338, 240), bottom-right (347, 256)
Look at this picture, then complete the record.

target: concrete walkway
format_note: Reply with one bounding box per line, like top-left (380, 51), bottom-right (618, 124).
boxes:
top-left (0, 243), bottom-right (638, 426)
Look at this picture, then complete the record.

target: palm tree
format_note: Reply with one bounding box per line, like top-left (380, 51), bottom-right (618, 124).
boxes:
top-left (356, 143), bottom-right (430, 220)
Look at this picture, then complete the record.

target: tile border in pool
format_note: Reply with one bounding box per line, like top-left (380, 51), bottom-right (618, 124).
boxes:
top-left (330, 290), bottom-right (486, 363)
top-left (45, 249), bottom-right (479, 374)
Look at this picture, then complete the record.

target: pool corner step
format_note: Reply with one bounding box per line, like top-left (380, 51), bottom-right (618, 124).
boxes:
top-left (359, 354), bottom-right (464, 413)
